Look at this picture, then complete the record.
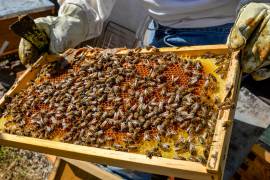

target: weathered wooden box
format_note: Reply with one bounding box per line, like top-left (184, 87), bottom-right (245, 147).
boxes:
top-left (0, 0), bottom-right (54, 55)
top-left (0, 45), bottom-right (241, 180)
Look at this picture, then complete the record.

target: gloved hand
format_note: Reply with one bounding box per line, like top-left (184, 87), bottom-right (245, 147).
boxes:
top-left (19, 3), bottom-right (89, 65)
top-left (227, 2), bottom-right (270, 81)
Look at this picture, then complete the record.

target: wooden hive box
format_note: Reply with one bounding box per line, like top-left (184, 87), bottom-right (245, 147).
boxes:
top-left (0, 45), bottom-right (241, 180)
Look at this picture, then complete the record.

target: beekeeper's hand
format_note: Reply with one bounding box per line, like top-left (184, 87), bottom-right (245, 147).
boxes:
top-left (19, 3), bottom-right (89, 65)
top-left (227, 2), bottom-right (270, 81)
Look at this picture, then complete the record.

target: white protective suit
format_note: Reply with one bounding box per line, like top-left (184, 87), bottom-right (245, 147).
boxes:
top-left (59, 0), bottom-right (241, 38)
top-left (35, 0), bottom-right (248, 53)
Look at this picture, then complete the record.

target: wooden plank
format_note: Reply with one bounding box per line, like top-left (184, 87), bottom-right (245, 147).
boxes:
top-left (0, 133), bottom-right (212, 180)
top-left (206, 51), bottom-right (241, 177)
top-left (252, 144), bottom-right (270, 163)
top-left (159, 44), bottom-right (228, 55)
top-left (56, 159), bottom-right (100, 180)
top-left (233, 144), bottom-right (270, 180)
top-left (58, 161), bottom-right (84, 180)
top-left (219, 57), bottom-right (242, 180)
top-left (61, 158), bottom-right (122, 180)
top-left (117, 44), bottom-right (228, 56)
top-left (48, 157), bottom-right (61, 180)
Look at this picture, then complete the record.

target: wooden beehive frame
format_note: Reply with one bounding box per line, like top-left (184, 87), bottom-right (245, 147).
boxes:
top-left (0, 45), bottom-right (240, 180)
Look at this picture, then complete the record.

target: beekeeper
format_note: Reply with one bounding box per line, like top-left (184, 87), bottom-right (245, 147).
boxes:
top-left (19, 0), bottom-right (270, 80)
top-left (17, 1), bottom-right (270, 179)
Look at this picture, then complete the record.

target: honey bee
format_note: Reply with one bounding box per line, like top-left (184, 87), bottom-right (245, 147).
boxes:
top-left (188, 156), bottom-right (199, 162)
top-left (143, 120), bottom-right (151, 129)
top-left (145, 112), bottom-right (155, 119)
top-left (153, 118), bottom-right (162, 126)
top-left (179, 121), bottom-right (190, 129)
top-left (160, 87), bottom-right (167, 96)
top-left (143, 131), bottom-right (151, 141)
top-left (184, 112), bottom-right (195, 119)
top-left (174, 93), bottom-right (181, 103)
top-left (146, 147), bottom-right (159, 159)
top-left (191, 102), bottom-right (200, 114)
top-left (220, 72), bottom-right (226, 79)
top-left (113, 144), bottom-right (122, 150)
top-left (203, 146), bottom-right (210, 158)
top-left (220, 104), bottom-right (234, 110)
top-left (189, 143), bottom-right (197, 155)
top-left (158, 101), bottom-right (164, 112)
top-left (130, 104), bottom-right (138, 112)
top-left (134, 47), bottom-right (142, 53)
top-left (208, 73), bottom-right (217, 82)
top-left (195, 124), bottom-right (202, 133)
top-left (167, 95), bottom-right (175, 104)
top-left (176, 106), bottom-right (186, 113)
top-left (127, 114), bottom-right (133, 121)
top-left (214, 96), bottom-right (220, 104)
top-left (165, 129), bottom-right (177, 138)
top-left (122, 137), bottom-right (134, 144)
top-left (175, 115), bottom-right (184, 123)
top-left (151, 47), bottom-right (160, 53)
top-left (184, 61), bottom-right (191, 69)
top-left (173, 155), bottom-right (186, 160)
top-left (155, 134), bottom-right (161, 142)
top-left (222, 120), bottom-right (233, 129)
top-left (223, 60), bottom-right (230, 71)
top-left (100, 120), bottom-right (108, 128)
top-left (97, 138), bottom-right (105, 145)
top-left (159, 143), bottom-right (170, 151)
top-left (215, 65), bottom-right (223, 74)
top-left (190, 76), bottom-right (199, 85)
top-left (196, 134), bottom-right (204, 144)
top-left (127, 145), bottom-right (138, 151)
top-left (127, 121), bottom-right (134, 132)
top-left (105, 136), bottom-right (114, 142)
top-left (113, 111), bottom-right (119, 120)
top-left (171, 75), bottom-right (179, 84)
top-left (149, 69), bottom-right (157, 79)
top-left (96, 130), bottom-right (104, 137)
top-left (195, 61), bottom-right (203, 70)
top-left (131, 120), bottom-right (140, 127)
top-left (215, 57), bottom-right (225, 65)
top-left (136, 116), bottom-right (144, 123)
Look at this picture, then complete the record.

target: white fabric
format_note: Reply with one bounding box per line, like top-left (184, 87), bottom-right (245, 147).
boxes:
top-left (56, 0), bottom-right (239, 38)
top-left (34, 0), bottom-right (115, 53)
top-left (61, 0), bottom-right (115, 39)
top-left (48, 0), bottom-right (269, 46)
top-left (140, 0), bottom-right (239, 28)
top-left (35, 3), bottom-right (90, 53)
top-left (140, 0), bottom-right (269, 28)
top-left (32, 0), bottom-right (270, 53)
top-left (235, 87), bottom-right (270, 128)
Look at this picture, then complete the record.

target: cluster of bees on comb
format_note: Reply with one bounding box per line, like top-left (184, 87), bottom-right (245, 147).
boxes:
top-left (1, 47), bottom-right (232, 165)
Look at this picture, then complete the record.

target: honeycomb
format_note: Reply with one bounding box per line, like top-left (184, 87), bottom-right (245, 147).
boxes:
top-left (1, 47), bottom-right (230, 164)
